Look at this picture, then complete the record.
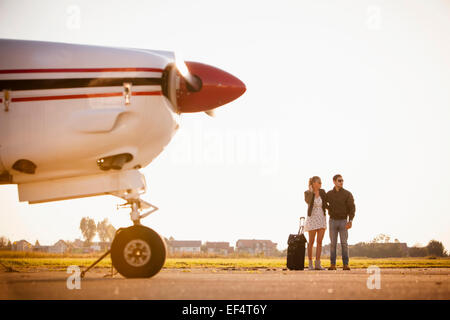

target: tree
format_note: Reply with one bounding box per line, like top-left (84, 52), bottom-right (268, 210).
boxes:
top-left (80, 217), bottom-right (97, 245)
top-left (408, 245), bottom-right (428, 257)
top-left (0, 236), bottom-right (9, 248)
top-left (426, 240), bottom-right (446, 257)
top-left (372, 234), bottom-right (391, 243)
top-left (96, 218), bottom-right (109, 243)
top-left (350, 241), bottom-right (407, 258)
top-left (106, 224), bottom-right (116, 242)
top-left (97, 218), bottom-right (116, 243)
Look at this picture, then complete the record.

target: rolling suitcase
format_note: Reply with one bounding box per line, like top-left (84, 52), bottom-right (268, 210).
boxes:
top-left (286, 217), bottom-right (307, 270)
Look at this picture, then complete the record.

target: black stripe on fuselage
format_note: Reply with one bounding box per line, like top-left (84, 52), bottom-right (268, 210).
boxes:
top-left (0, 77), bottom-right (162, 91)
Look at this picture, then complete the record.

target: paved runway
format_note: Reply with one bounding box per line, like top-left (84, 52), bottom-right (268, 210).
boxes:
top-left (1, 268), bottom-right (449, 299)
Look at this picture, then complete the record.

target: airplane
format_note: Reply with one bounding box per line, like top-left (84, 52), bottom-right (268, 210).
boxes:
top-left (0, 39), bottom-right (246, 278)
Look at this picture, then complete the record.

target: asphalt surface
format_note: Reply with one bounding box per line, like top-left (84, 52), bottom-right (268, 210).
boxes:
top-left (0, 267), bottom-right (449, 300)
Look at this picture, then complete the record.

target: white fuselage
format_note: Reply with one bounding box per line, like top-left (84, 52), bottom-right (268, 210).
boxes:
top-left (0, 39), bottom-right (179, 186)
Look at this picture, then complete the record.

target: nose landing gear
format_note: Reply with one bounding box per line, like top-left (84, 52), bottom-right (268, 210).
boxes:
top-left (81, 192), bottom-right (166, 279)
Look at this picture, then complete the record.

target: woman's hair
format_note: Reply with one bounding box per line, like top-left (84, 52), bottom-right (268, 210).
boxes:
top-left (308, 176), bottom-right (321, 188)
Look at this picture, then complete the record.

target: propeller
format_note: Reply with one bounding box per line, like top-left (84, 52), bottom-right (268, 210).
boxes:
top-left (172, 55), bottom-right (246, 115)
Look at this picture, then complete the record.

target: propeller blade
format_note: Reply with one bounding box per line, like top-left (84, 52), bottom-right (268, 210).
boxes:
top-left (175, 55), bottom-right (202, 92)
top-left (204, 109), bottom-right (215, 117)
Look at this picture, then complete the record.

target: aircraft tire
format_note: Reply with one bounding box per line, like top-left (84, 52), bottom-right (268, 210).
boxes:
top-left (111, 225), bottom-right (166, 278)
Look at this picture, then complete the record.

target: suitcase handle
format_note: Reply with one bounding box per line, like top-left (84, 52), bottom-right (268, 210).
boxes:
top-left (298, 217), bottom-right (305, 235)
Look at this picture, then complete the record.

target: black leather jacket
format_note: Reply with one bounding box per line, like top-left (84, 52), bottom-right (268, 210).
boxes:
top-left (326, 187), bottom-right (355, 221)
top-left (304, 189), bottom-right (328, 217)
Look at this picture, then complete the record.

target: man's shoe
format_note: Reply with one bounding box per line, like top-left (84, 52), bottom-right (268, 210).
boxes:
top-left (343, 265), bottom-right (351, 270)
top-left (328, 264), bottom-right (336, 270)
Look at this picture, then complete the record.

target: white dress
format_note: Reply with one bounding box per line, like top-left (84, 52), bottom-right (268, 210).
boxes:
top-left (304, 196), bottom-right (327, 232)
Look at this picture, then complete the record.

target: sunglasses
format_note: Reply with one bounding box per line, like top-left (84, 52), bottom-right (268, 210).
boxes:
top-left (337, 179), bottom-right (344, 182)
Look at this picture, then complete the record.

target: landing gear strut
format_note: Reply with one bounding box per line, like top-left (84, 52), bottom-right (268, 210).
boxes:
top-left (81, 191), bottom-right (166, 279)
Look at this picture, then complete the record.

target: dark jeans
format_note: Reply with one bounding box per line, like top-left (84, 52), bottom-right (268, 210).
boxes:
top-left (329, 218), bottom-right (349, 265)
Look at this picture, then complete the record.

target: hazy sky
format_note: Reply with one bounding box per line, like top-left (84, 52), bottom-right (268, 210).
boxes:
top-left (1, 0), bottom-right (449, 251)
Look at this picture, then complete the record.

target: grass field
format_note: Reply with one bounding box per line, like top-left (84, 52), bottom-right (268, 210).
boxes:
top-left (1, 251), bottom-right (449, 270)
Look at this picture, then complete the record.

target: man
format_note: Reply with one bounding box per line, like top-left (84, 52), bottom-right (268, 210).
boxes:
top-left (326, 174), bottom-right (355, 270)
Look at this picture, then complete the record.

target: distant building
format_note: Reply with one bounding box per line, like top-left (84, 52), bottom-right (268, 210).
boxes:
top-left (33, 245), bottom-right (50, 252)
top-left (90, 242), bottom-right (111, 252)
top-left (90, 243), bottom-right (101, 252)
top-left (168, 240), bottom-right (201, 253)
top-left (49, 240), bottom-right (70, 254)
top-left (68, 239), bottom-right (89, 253)
top-left (11, 240), bottom-right (33, 252)
top-left (72, 239), bottom-right (84, 249)
top-left (205, 242), bottom-right (234, 255)
top-left (236, 239), bottom-right (277, 256)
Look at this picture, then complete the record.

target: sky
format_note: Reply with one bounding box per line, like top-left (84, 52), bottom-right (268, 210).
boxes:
top-left (0, 0), bottom-right (449, 251)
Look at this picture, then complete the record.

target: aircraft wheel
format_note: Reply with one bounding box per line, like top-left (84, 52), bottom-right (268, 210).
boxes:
top-left (111, 225), bottom-right (166, 278)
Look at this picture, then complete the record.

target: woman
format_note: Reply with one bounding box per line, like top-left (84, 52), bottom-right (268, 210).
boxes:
top-left (304, 176), bottom-right (328, 270)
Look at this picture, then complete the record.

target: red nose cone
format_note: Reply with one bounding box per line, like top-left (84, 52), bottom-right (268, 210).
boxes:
top-left (176, 61), bottom-right (246, 113)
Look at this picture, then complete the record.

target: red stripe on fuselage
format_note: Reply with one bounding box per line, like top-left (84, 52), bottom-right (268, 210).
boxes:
top-left (11, 91), bottom-right (162, 102)
top-left (0, 68), bottom-right (164, 74)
